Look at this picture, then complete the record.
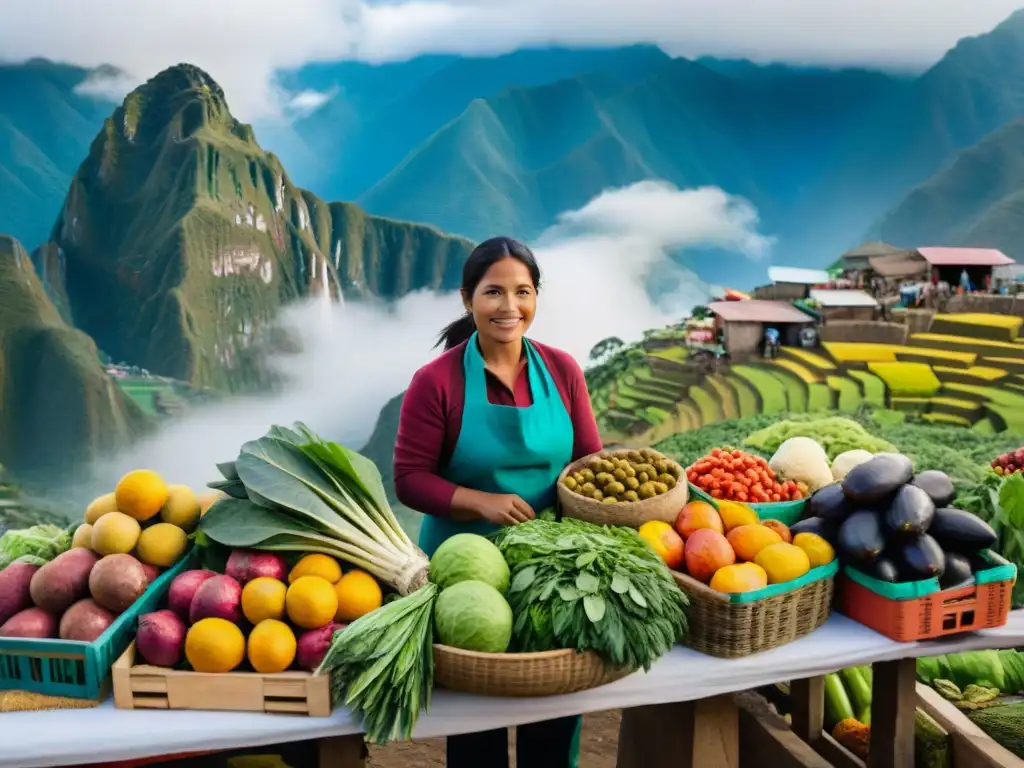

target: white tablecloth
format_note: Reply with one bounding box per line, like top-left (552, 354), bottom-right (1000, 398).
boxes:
top-left (4, 611), bottom-right (1024, 767)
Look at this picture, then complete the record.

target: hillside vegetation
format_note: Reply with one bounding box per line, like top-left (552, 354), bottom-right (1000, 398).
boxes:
top-left (0, 235), bottom-right (148, 477)
top-left (35, 64), bottom-right (473, 391)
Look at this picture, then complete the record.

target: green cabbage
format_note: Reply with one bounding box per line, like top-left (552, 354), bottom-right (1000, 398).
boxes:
top-left (434, 580), bottom-right (512, 653)
top-left (0, 523), bottom-right (71, 568)
top-left (429, 533), bottom-right (510, 594)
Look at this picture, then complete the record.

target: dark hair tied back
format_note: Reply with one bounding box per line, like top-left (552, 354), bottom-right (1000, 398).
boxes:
top-left (435, 236), bottom-right (541, 350)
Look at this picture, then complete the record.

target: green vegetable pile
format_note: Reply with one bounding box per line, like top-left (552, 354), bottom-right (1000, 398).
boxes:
top-left (0, 523), bottom-right (71, 568)
top-left (745, 416), bottom-right (895, 460)
top-left (494, 518), bottom-right (688, 670)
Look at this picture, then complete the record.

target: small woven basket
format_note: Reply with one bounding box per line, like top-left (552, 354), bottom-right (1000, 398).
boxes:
top-left (556, 449), bottom-right (688, 528)
top-left (432, 645), bottom-right (631, 697)
top-left (672, 570), bottom-right (834, 659)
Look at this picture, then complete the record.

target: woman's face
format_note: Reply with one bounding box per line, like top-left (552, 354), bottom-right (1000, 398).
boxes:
top-left (464, 257), bottom-right (537, 346)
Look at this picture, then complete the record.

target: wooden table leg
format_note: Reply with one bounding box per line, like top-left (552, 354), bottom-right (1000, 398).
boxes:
top-left (317, 735), bottom-right (367, 768)
top-left (790, 675), bottom-right (863, 768)
top-left (616, 696), bottom-right (739, 768)
top-left (868, 658), bottom-right (917, 768)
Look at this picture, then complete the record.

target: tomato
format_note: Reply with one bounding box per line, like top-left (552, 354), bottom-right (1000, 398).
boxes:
top-left (711, 448), bottom-right (722, 457)
top-left (792, 491), bottom-right (803, 500)
top-left (771, 493), bottom-right (781, 502)
top-left (736, 491), bottom-right (748, 502)
top-left (710, 488), bottom-right (723, 498)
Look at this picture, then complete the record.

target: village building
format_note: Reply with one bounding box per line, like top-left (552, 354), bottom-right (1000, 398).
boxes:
top-left (753, 267), bottom-right (830, 300)
top-left (808, 288), bottom-right (880, 322)
top-left (707, 299), bottom-right (814, 358)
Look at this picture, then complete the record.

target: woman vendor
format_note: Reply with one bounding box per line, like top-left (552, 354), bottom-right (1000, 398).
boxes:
top-left (393, 236), bottom-right (603, 768)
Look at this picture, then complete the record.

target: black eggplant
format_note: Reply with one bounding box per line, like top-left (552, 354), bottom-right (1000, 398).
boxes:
top-left (837, 509), bottom-right (887, 566)
top-left (969, 550), bottom-right (1011, 572)
top-left (884, 484), bottom-right (935, 536)
top-left (939, 552), bottom-right (973, 589)
top-left (911, 470), bottom-right (956, 508)
top-left (929, 508), bottom-right (998, 554)
top-left (842, 453), bottom-right (914, 505)
top-left (807, 484), bottom-right (851, 523)
top-left (868, 558), bottom-right (900, 582)
top-left (898, 534), bottom-right (946, 581)
top-left (790, 516), bottom-right (836, 540)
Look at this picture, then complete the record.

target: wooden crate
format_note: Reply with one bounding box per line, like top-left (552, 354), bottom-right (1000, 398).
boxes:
top-left (111, 642), bottom-right (333, 717)
top-left (916, 683), bottom-right (1019, 768)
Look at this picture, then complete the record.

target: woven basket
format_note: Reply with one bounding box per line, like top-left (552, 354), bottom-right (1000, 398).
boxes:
top-left (672, 569), bottom-right (834, 659)
top-left (432, 645), bottom-right (631, 697)
top-left (556, 449), bottom-right (688, 528)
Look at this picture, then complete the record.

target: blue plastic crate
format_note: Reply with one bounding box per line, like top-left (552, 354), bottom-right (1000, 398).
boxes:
top-left (0, 549), bottom-right (194, 700)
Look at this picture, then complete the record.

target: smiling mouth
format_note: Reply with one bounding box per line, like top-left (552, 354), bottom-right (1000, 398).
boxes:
top-left (491, 318), bottom-right (522, 327)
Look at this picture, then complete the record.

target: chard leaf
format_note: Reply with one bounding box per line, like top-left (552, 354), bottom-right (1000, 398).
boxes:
top-left (628, 585), bottom-right (648, 608)
top-left (207, 477), bottom-right (248, 499)
top-left (611, 573), bottom-right (631, 594)
top-left (510, 566), bottom-right (537, 593)
top-left (576, 572), bottom-right (599, 594)
top-left (558, 584), bottom-right (581, 602)
top-left (199, 498), bottom-right (319, 546)
top-left (216, 461), bottom-right (240, 481)
top-left (576, 552), bottom-right (597, 568)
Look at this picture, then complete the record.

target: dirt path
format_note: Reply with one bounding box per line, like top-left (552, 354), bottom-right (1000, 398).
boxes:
top-left (367, 710), bottom-right (622, 768)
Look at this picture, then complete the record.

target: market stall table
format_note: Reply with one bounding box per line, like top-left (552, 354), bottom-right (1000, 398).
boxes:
top-left (3, 612), bottom-right (1023, 768)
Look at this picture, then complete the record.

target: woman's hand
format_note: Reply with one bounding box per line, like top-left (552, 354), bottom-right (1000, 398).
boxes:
top-left (451, 488), bottom-right (535, 525)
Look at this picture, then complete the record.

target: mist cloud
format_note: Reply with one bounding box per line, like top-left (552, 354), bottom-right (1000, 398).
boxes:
top-left (2, 0), bottom-right (1022, 119)
top-left (84, 181), bottom-right (765, 494)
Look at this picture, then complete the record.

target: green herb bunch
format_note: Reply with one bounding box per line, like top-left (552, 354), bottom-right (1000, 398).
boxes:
top-left (494, 518), bottom-right (688, 671)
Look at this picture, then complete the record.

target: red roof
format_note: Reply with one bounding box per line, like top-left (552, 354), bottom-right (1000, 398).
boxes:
top-left (917, 247), bottom-right (1013, 267)
top-left (708, 300), bottom-right (813, 324)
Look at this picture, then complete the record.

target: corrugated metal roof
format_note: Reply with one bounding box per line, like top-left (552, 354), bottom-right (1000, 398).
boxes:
top-left (809, 289), bottom-right (880, 308)
top-left (767, 266), bottom-right (830, 285)
top-left (917, 247), bottom-right (1014, 267)
top-left (708, 300), bottom-right (814, 324)
top-left (868, 253), bottom-right (928, 278)
top-left (842, 241), bottom-right (903, 258)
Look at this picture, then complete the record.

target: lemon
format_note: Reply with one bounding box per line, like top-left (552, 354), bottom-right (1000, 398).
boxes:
top-left (754, 542), bottom-right (811, 584)
top-left (159, 485), bottom-right (201, 531)
top-left (115, 470), bottom-right (169, 522)
top-left (186, 618), bottom-right (246, 673)
top-left (334, 570), bottom-right (384, 623)
top-left (793, 532), bottom-right (835, 568)
top-left (247, 619), bottom-right (297, 674)
top-left (242, 577), bottom-right (288, 624)
top-left (286, 576), bottom-right (339, 629)
top-left (288, 554), bottom-right (342, 585)
top-left (84, 493), bottom-right (118, 525)
top-left (71, 523), bottom-right (93, 549)
top-left (135, 522), bottom-right (189, 567)
top-left (91, 512), bottom-right (141, 555)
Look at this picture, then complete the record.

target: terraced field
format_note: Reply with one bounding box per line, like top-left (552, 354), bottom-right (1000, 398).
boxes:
top-left (591, 312), bottom-right (1024, 443)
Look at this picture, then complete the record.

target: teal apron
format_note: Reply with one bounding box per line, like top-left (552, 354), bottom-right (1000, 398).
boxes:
top-left (418, 333), bottom-right (581, 767)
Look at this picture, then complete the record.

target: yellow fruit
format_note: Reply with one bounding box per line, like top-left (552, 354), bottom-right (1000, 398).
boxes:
top-left (197, 490), bottom-right (227, 518)
top-left (247, 619), bottom-right (297, 674)
top-left (709, 562), bottom-right (768, 593)
top-left (754, 542), bottom-right (811, 585)
top-left (185, 618), bottom-right (246, 673)
top-left (242, 577), bottom-right (288, 624)
top-left (334, 570), bottom-right (384, 622)
top-left (286, 576), bottom-right (339, 630)
top-left (288, 554), bottom-right (342, 585)
top-left (716, 499), bottom-right (759, 532)
top-left (135, 523), bottom-right (189, 567)
top-left (91, 512), bottom-right (141, 555)
top-left (84, 493), bottom-right (118, 525)
top-left (793, 532), bottom-right (835, 568)
top-left (726, 524), bottom-right (782, 562)
top-left (160, 485), bottom-right (201, 530)
top-left (71, 524), bottom-right (93, 549)
top-left (115, 470), bottom-right (169, 522)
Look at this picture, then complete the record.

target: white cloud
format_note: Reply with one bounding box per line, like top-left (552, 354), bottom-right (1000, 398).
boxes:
top-left (73, 69), bottom-right (138, 101)
top-left (1, 1), bottom-right (1022, 119)
top-left (81, 182), bottom-right (764, 493)
top-left (287, 88), bottom-right (338, 116)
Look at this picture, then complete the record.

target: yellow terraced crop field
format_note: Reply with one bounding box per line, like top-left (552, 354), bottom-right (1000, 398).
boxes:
top-left (771, 358), bottom-right (820, 383)
top-left (822, 342), bottom-right (898, 363)
top-left (782, 348), bottom-right (836, 370)
top-left (867, 362), bottom-right (941, 396)
top-left (894, 347), bottom-right (977, 364)
top-left (932, 313), bottom-right (1024, 330)
top-left (933, 365), bottom-right (1007, 381)
top-left (912, 333), bottom-right (1024, 353)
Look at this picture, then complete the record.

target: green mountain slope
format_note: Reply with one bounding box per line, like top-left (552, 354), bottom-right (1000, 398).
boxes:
top-left (873, 118), bottom-right (1024, 256)
top-left (40, 64), bottom-right (472, 391)
top-left (0, 234), bottom-right (148, 478)
top-left (286, 46), bottom-right (672, 201)
top-left (357, 58), bottom-right (901, 246)
top-left (0, 60), bottom-right (115, 250)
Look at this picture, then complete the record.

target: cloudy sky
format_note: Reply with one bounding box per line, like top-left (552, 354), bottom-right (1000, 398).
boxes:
top-left (3, 0), bottom-right (1023, 117)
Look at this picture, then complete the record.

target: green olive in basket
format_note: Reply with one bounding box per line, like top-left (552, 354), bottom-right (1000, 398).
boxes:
top-left (579, 468), bottom-right (595, 482)
top-left (666, 464), bottom-right (682, 479)
top-left (573, 472), bottom-right (586, 486)
top-left (563, 476), bottom-right (579, 491)
top-left (652, 481), bottom-right (669, 495)
top-left (653, 459), bottom-right (670, 475)
top-left (658, 473), bottom-right (677, 488)
top-left (612, 468), bottom-right (627, 482)
top-left (591, 489), bottom-right (604, 501)
top-left (600, 459), bottom-right (616, 473)
top-left (623, 490), bottom-right (639, 502)
top-left (637, 482), bottom-right (656, 500)
top-left (623, 465), bottom-right (637, 478)
top-left (586, 459), bottom-right (603, 472)
top-left (602, 496), bottom-right (619, 504)
top-left (604, 481), bottom-right (626, 496)
top-left (580, 482), bottom-right (596, 496)
top-left (636, 471), bottom-right (650, 484)
top-left (625, 476), bottom-right (640, 491)
top-left (595, 471), bottom-right (615, 486)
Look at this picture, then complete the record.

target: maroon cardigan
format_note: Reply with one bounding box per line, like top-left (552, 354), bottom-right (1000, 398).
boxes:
top-left (393, 339), bottom-right (603, 518)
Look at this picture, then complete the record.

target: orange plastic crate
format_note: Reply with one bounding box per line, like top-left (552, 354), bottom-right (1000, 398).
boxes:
top-left (838, 572), bottom-right (1013, 642)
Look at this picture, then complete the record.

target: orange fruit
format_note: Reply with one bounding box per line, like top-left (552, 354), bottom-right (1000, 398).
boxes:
top-left (241, 577), bottom-right (288, 624)
top-left (288, 554), bottom-right (343, 585)
top-left (185, 618), bottom-right (245, 673)
top-left (247, 619), bottom-right (297, 674)
top-left (115, 470), bottom-right (169, 522)
top-left (710, 562), bottom-right (768, 594)
top-left (334, 570), bottom-right (384, 622)
top-left (726, 524), bottom-right (783, 562)
top-left (755, 543), bottom-right (811, 584)
top-left (638, 520), bottom-right (685, 570)
top-left (286, 576), bottom-right (339, 629)
top-left (793, 533), bottom-right (835, 568)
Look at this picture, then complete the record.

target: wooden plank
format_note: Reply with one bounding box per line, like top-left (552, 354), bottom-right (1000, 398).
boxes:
top-left (868, 659), bottom-right (916, 768)
top-left (617, 696), bottom-right (739, 768)
top-left (916, 684), bottom-right (1020, 768)
top-left (318, 735), bottom-right (367, 768)
top-left (790, 677), bottom-right (825, 742)
top-left (736, 695), bottom-right (833, 768)
top-left (693, 696), bottom-right (740, 768)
